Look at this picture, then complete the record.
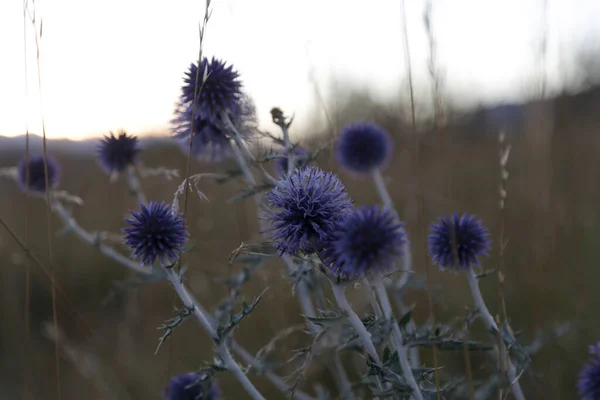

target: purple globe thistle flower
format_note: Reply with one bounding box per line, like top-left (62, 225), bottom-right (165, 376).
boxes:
top-left (428, 213), bottom-right (491, 271)
top-left (164, 373), bottom-right (220, 400)
top-left (172, 94), bottom-right (257, 162)
top-left (122, 202), bottom-right (189, 266)
top-left (180, 57), bottom-right (242, 121)
top-left (578, 343), bottom-right (600, 399)
top-left (97, 130), bottom-right (140, 174)
top-left (274, 147), bottom-right (309, 177)
top-left (16, 154), bottom-right (60, 194)
top-left (323, 205), bottom-right (406, 280)
top-left (335, 122), bottom-right (393, 174)
top-left (264, 166), bottom-right (353, 256)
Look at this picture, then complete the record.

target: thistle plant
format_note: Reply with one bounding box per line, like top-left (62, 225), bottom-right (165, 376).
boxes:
top-left (5, 2), bottom-right (582, 399)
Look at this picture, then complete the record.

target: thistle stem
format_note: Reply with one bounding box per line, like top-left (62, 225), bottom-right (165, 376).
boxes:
top-left (373, 280), bottom-right (423, 400)
top-left (330, 282), bottom-right (380, 364)
top-left (126, 166), bottom-right (148, 206)
top-left (164, 268), bottom-right (266, 400)
top-left (51, 199), bottom-right (149, 275)
top-left (371, 169), bottom-right (394, 210)
top-left (466, 269), bottom-right (526, 400)
top-left (371, 169), bottom-right (419, 367)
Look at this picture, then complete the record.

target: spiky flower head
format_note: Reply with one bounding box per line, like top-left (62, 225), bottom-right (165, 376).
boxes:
top-left (164, 373), bottom-right (220, 400)
top-left (323, 205), bottom-right (406, 280)
top-left (181, 57), bottom-right (242, 121)
top-left (122, 202), bottom-right (189, 266)
top-left (172, 94), bottom-right (256, 162)
top-left (97, 130), bottom-right (140, 174)
top-left (16, 154), bottom-right (60, 194)
top-left (578, 343), bottom-right (600, 400)
top-left (264, 166), bottom-right (353, 256)
top-left (335, 122), bottom-right (393, 174)
top-left (274, 147), bottom-right (309, 177)
top-left (428, 213), bottom-right (490, 271)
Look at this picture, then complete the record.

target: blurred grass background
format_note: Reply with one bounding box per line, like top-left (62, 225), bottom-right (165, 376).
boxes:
top-left (1, 84), bottom-right (599, 399)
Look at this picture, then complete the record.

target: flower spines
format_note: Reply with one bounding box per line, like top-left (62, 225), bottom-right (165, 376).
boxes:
top-left (97, 130), bottom-right (140, 174)
top-left (164, 373), bottom-right (220, 400)
top-left (181, 57), bottom-right (242, 120)
top-left (264, 167), bottom-right (353, 256)
top-left (335, 122), bottom-right (393, 174)
top-left (122, 201), bottom-right (189, 266)
top-left (578, 343), bottom-right (600, 400)
top-left (428, 212), bottom-right (490, 271)
top-left (17, 154), bottom-right (60, 194)
top-left (324, 205), bottom-right (405, 280)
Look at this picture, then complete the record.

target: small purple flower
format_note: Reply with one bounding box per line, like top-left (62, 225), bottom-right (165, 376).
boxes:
top-left (164, 373), bottom-right (220, 400)
top-left (323, 205), bottom-right (405, 280)
top-left (428, 213), bottom-right (490, 271)
top-left (181, 57), bottom-right (243, 121)
top-left (16, 154), bottom-right (60, 194)
top-left (274, 147), bottom-right (309, 177)
top-left (335, 122), bottom-right (393, 174)
top-left (97, 130), bottom-right (140, 174)
top-left (123, 202), bottom-right (189, 266)
top-left (578, 343), bottom-right (600, 400)
top-left (264, 167), bottom-right (353, 256)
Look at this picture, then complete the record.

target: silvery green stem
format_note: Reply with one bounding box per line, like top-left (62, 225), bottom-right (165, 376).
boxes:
top-left (281, 122), bottom-right (296, 173)
top-left (371, 169), bottom-right (419, 367)
top-left (230, 137), bottom-right (257, 186)
top-left (164, 268), bottom-right (266, 400)
top-left (466, 268), bottom-right (526, 400)
top-left (51, 199), bottom-right (149, 275)
top-left (330, 282), bottom-right (380, 364)
top-left (126, 166), bottom-right (147, 206)
top-left (373, 280), bottom-right (423, 400)
top-left (372, 169), bottom-right (393, 210)
top-left (330, 281), bottom-right (384, 396)
top-left (296, 277), bottom-right (318, 332)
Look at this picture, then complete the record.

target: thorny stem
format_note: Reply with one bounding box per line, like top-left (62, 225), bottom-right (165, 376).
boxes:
top-left (126, 166), bottom-right (148, 206)
top-left (330, 282), bottom-right (385, 395)
top-left (372, 169), bottom-right (394, 210)
top-left (330, 283), bottom-right (380, 365)
top-left (51, 199), bottom-right (149, 275)
top-left (373, 280), bottom-right (423, 400)
top-left (372, 169), bottom-right (420, 368)
top-left (466, 269), bottom-right (526, 400)
top-left (164, 268), bottom-right (266, 400)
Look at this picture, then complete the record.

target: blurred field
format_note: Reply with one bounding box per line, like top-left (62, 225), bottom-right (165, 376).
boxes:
top-left (1, 85), bottom-right (600, 399)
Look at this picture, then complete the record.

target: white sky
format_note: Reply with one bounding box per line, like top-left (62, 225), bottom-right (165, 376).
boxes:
top-left (1, 0), bottom-right (599, 140)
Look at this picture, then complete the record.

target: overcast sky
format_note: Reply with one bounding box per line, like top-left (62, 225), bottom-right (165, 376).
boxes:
top-left (1, 0), bottom-right (599, 140)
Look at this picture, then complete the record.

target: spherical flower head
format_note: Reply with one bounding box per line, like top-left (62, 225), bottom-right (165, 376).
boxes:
top-left (579, 343), bottom-right (600, 399)
top-left (97, 130), bottom-right (140, 174)
top-left (428, 212), bottom-right (490, 271)
top-left (16, 154), bottom-right (60, 194)
top-left (274, 147), bottom-right (309, 177)
top-left (323, 205), bottom-right (406, 280)
top-left (335, 122), bottom-right (393, 174)
top-left (181, 57), bottom-right (242, 121)
top-left (172, 95), bottom-right (256, 162)
top-left (164, 373), bottom-right (220, 400)
top-left (264, 166), bottom-right (353, 256)
top-left (122, 202), bottom-right (189, 266)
